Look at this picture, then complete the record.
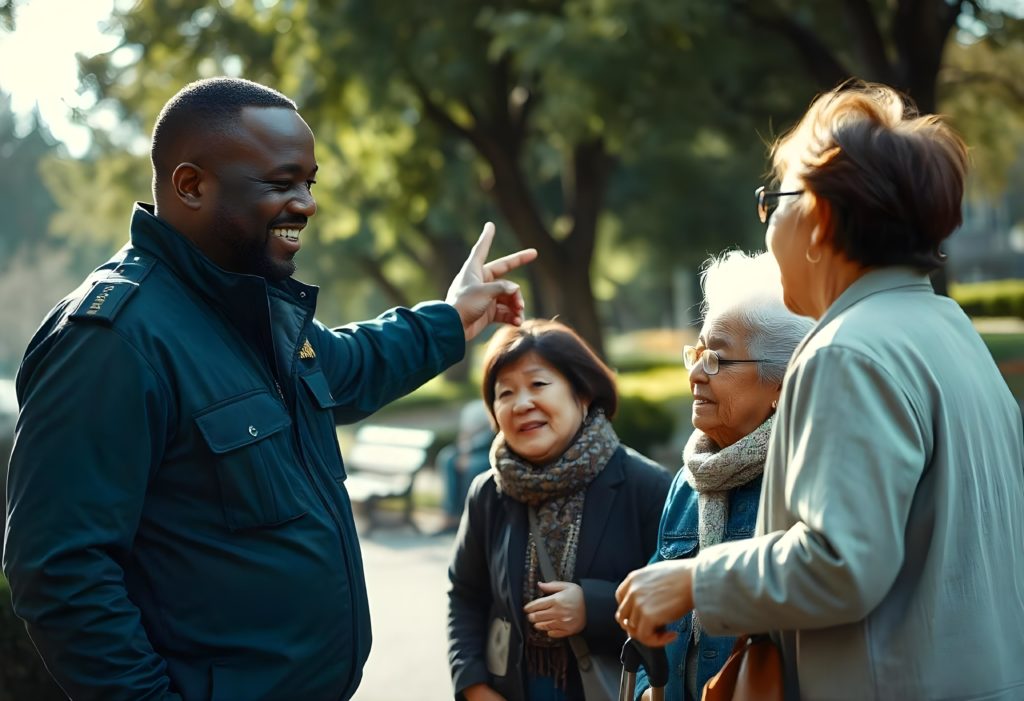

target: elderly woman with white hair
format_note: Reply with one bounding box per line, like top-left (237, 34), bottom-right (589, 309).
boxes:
top-left (633, 250), bottom-right (812, 701)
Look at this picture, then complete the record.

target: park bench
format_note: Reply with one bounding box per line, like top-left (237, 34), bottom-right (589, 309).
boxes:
top-left (343, 424), bottom-right (435, 534)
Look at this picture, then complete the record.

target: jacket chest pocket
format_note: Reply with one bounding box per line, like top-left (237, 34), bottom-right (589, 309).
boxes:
top-left (298, 368), bottom-right (346, 481)
top-left (195, 391), bottom-right (308, 531)
top-left (724, 493), bottom-right (758, 539)
top-left (660, 535), bottom-right (698, 561)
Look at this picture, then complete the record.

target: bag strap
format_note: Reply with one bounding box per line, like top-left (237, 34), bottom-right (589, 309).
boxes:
top-left (527, 506), bottom-right (600, 672)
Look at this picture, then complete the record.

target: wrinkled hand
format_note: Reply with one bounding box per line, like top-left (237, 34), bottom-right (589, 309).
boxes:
top-left (445, 222), bottom-right (538, 341)
top-left (614, 559), bottom-right (695, 647)
top-left (523, 581), bottom-right (586, 639)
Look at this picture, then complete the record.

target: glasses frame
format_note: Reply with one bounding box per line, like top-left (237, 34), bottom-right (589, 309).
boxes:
top-left (682, 345), bottom-right (767, 376)
top-left (755, 186), bottom-right (804, 224)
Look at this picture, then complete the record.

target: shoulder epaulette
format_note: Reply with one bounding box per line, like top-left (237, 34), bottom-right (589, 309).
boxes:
top-left (68, 252), bottom-right (156, 325)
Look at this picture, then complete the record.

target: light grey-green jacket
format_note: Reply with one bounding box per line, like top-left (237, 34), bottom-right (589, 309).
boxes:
top-left (692, 268), bottom-right (1024, 700)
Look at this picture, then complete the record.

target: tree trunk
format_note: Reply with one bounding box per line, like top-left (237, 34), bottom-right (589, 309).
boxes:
top-left (356, 255), bottom-right (412, 308)
top-left (479, 138), bottom-right (608, 358)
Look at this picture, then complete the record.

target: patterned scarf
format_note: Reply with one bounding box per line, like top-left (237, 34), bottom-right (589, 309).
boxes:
top-left (492, 410), bottom-right (620, 689)
top-left (683, 414), bottom-right (773, 640)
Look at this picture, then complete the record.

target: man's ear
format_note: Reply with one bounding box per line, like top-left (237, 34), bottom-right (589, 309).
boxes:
top-left (170, 163), bottom-right (206, 210)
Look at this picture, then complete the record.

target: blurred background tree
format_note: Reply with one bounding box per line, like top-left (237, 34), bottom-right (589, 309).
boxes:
top-left (3, 0), bottom-right (1023, 366)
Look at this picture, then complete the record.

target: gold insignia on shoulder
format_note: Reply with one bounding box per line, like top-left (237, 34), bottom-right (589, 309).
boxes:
top-left (299, 338), bottom-right (316, 359)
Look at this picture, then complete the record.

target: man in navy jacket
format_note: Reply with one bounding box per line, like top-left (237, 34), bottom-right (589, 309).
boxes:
top-left (3, 77), bottom-right (536, 701)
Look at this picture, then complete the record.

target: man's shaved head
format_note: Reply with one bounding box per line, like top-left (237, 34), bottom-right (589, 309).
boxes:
top-left (151, 76), bottom-right (295, 189)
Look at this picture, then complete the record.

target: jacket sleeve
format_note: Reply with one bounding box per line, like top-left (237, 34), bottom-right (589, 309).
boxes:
top-left (447, 474), bottom-right (496, 698)
top-left (313, 302), bottom-right (466, 424)
top-left (691, 346), bottom-right (927, 634)
top-left (2, 326), bottom-right (181, 701)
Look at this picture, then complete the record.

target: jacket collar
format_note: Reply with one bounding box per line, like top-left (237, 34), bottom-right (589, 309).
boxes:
top-left (128, 202), bottom-right (319, 323)
top-left (792, 266), bottom-right (933, 362)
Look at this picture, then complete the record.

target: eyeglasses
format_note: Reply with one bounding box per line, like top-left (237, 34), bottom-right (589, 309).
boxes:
top-left (755, 186), bottom-right (804, 224)
top-left (682, 346), bottom-right (767, 376)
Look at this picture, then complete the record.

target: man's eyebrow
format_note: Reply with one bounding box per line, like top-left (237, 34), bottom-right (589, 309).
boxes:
top-left (266, 163), bottom-right (319, 177)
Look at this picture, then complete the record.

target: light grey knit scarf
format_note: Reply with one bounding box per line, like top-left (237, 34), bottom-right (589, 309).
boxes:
top-left (682, 415), bottom-right (773, 641)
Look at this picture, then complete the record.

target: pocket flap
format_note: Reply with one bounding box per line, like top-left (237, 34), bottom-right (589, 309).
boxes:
top-left (660, 535), bottom-right (699, 560)
top-left (195, 392), bottom-right (290, 454)
top-left (299, 369), bottom-right (335, 409)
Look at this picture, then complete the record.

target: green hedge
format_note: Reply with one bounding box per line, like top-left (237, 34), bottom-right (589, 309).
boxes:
top-left (613, 394), bottom-right (676, 458)
top-left (0, 576), bottom-right (65, 701)
top-left (951, 279), bottom-right (1024, 318)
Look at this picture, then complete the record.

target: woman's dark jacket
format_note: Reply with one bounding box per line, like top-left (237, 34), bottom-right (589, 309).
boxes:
top-left (447, 445), bottom-right (672, 701)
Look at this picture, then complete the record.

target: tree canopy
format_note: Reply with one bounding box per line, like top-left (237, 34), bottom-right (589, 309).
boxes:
top-left (54, 0), bottom-right (1024, 355)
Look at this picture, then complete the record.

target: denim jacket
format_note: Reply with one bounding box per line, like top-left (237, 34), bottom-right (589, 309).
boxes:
top-left (634, 469), bottom-right (763, 701)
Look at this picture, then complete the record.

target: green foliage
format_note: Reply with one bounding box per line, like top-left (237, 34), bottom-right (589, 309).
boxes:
top-left (0, 576), bottom-right (65, 701)
top-left (0, 92), bottom-right (60, 267)
top-left (35, 0), bottom-right (1024, 352)
top-left (612, 394), bottom-right (677, 458)
top-left (0, 0), bottom-right (14, 31)
top-left (980, 332), bottom-right (1024, 363)
top-left (951, 279), bottom-right (1024, 318)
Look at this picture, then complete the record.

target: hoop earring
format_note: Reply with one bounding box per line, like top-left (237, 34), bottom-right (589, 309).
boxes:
top-left (805, 247), bottom-right (821, 264)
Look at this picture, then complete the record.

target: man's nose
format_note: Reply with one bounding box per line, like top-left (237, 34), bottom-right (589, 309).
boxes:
top-left (290, 189), bottom-right (317, 218)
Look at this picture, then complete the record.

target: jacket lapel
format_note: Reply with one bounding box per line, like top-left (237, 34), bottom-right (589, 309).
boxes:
top-left (504, 496), bottom-right (528, 610)
top-left (576, 447), bottom-right (626, 577)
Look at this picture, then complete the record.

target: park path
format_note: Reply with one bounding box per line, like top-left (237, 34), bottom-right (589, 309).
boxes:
top-left (353, 509), bottom-right (457, 701)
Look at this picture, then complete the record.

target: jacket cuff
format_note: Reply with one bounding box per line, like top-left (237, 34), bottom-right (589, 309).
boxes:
top-left (411, 301), bottom-right (466, 367)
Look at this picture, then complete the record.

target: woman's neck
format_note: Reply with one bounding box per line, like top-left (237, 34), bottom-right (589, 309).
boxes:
top-left (807, 251), bottom-right (873, 319)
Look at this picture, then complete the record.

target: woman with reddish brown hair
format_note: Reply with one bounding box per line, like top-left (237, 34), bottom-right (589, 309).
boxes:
top-left (447, 319), bottom-right (671, 701)
top-left (615, 82), bottom-right (1024, 700)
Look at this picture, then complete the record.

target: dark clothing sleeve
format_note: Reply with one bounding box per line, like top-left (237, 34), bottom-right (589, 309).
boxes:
top-left (447, 475), bottom-right (497, 698)
top-left (315, 302), bottom-right (465, 423)
top-left (3, 325), bottom-right (181, 701)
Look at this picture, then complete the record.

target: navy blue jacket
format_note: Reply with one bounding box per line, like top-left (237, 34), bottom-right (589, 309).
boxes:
top-left (3, 204), bottom-right (465, 700)
top-left (634, 470), bottom-right (763, 701)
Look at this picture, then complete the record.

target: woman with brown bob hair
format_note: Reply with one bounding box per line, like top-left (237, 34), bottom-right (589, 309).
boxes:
top-left (615, 82), bottom-right (1024, 700)
top-left (447, 319), bottom-right (671, 701)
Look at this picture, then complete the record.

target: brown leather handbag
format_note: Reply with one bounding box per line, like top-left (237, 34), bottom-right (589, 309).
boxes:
top-left (701, 634), bottom-right (784, 701)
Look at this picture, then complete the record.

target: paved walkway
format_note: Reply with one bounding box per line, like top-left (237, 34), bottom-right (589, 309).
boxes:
top-left (352, 509), bottom-right (458, 701)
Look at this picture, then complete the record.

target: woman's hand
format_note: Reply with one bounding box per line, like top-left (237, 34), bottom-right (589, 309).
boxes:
top-left (523, 580), bottom-right (586, 638)
top-left (464, 682), bottom-right (507, 701)
top-left (615, 559), bottom-right (695, 647)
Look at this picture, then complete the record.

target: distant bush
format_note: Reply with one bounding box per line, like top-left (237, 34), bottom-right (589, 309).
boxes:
top-left (0, 576), bottom-right (65, 701)
top-left (951, 279), bottom-right (1024, 319)
top-left (613, 394), bottom-right (676, 458)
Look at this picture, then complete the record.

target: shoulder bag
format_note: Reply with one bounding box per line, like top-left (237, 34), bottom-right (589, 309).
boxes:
top-left (701, 633), bottom-right (784, 701)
